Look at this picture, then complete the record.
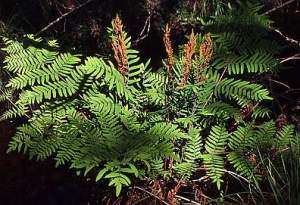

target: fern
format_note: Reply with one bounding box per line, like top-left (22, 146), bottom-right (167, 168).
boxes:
top-left (201, 154), bottom-right (224, 190)
top-left (174, 128), bottom-right (202, 178)
top-left (227, 152), bottom-right (256, 180)
top-left (228, 124), bottom-right (256, 151)
top-left (275, 125), bottom-right (295, 148)
top-left (215, 78), bottom-right (272, 101)
top-left (214, 52), bottom-right (277, 74)
top-left (205, 125), bottom-right (228, 154)
top-left (2, 5), bottom-right (299, 197)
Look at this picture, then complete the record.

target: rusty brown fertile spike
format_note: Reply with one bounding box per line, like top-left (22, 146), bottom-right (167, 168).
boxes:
top-left (163, 24), bottom-right (174, 80)
top-left (111, 15), bottom-right (128, 76)
top-left (197, 33), bottom-right (213, 82)
top-left (180, 30), bottom-right (196, 86)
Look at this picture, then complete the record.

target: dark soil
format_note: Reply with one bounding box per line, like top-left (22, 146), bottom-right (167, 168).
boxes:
top-left (0, 121), bottom-right (97, 205)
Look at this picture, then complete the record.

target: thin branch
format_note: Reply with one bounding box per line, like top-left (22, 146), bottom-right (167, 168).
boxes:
top-left (0, 88), bottom-right (30, 119)
top-left (133, 15), bottom-right (151, 45)
top-left (131, 196), bottom-right (150, 205)
top-left (274, 29), bottom-right (300, 48)
top-left (133, 186), bottom-right (170, 205)
top-left (280, 53), bottom-right (300, 63)
top-left (268, 78), bottom-right (291, 89)
top-left (35, 0), bottom-right (96, 36)
top-left (263, 0), bottom-right (296, 15)
top-left (285, 88), bottom-right (300, 93)
top-left (223, 170), bottom-right (251, 184)
top-left (192, 175), bottom-right (209, 183)
top-left (175, 195), bottom-right (202, 205)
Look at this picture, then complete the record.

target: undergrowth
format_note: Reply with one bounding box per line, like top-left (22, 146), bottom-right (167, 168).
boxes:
top-left (0, 1), bottom-right (299, 204)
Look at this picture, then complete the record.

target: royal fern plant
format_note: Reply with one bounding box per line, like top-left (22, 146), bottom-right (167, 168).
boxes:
top-left (1, 2), bottom-right (299, 197)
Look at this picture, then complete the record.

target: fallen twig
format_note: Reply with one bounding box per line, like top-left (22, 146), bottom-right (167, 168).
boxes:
top-left (268, 78), bottom-right (291, 89)
top-left (274, 29), bottom-right (300, 48)
top-left (175, 195), bottom-right (202, 205)
top-left (133, 186), bottom-right (170, 205)
top-left (280, 53), bottom-right (300, 63)
top-left (263, 0), bottom-right (296, 15)
top-left (133, 15), bottom-right (151, 45)
top-left (36, 0), bottom-right (96, 36)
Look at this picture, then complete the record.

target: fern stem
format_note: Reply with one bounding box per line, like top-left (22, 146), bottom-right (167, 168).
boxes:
top-left (191, 67), bottom-right (227, 116)
top-left (175, 195), bottom-right (203, 205)
top-left (263, 0), bottom-right (296, 15)
top-left (36, 0), bottom-right (96, 36)
top-left (0, 87), bottom-right (30, 119)
top-left (133, 186), bottom-right (170, 205)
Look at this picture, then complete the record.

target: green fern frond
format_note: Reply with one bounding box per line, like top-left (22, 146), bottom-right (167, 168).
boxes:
top-left (0, 104), bottom-right (27, 120)
top-left (185, 128), bottom-right (203, 162)
top-left (7, 52), bottom-right (79, 89)
top-left (80, 57), bottom-right (132, 101)
top-left (146, 122), bottom-right (188, 141)
top-left (227, 152), bottom-right (257, 180)
top-left (2, 37), bottom-right (24, 54)
top-left (215, 78), bottom-right (272, 101)
top-left (200, 102), bottom-right (242, 121)
top-left (0, 87), bottom-right (14, 103)
top-left (205, 125), bottom-right (228, 154)
top-left (275, 125), bottom-right (295, 148)
top-left (214, 52), bottom-right (277, 74)
top-left (201, 154), bottom-right (224, 190)
top-left (229, 124), bottom-right (255, 151)
top-left (251, 106), bottom-right (271, 119)
top-left (255, 120), bottom-right (276, 147)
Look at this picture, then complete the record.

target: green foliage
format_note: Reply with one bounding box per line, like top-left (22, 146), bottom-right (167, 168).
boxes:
top-left (1, 1), bottom-right (299, 198)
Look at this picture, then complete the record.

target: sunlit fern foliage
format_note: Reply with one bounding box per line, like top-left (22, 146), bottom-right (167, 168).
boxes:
top-left (1, 1), bottom-right (299, 197)
top-left (1, 29), bottom-right (189, 196)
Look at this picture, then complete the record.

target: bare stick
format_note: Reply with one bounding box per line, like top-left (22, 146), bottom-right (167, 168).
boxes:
top-left (36, 0), bottom-right (96, 36)
top-left (133, 15), bottom-right (151, 45)
top-left (263, 0), bottom-right (296, 15)
top-left (280, 53), bottom-right (300, 63)
top-left (133, 186), bottom-right (170, 205)
top-left (271, 79), bottom-right (291, 89)
top-left (175, 195), bottom-right (202, 205)
top-left (274, 29), bottom-right (300, 48)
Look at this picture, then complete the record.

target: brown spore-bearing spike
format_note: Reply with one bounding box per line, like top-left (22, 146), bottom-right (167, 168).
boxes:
top-left (111, 15), bottom-right (128, 76)
top-left (180, 30), bottom-right (196, 86)
top-left (196, 33), bottom-right (213, 82)
top-left (163, 24), bottom-right (174, 80)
